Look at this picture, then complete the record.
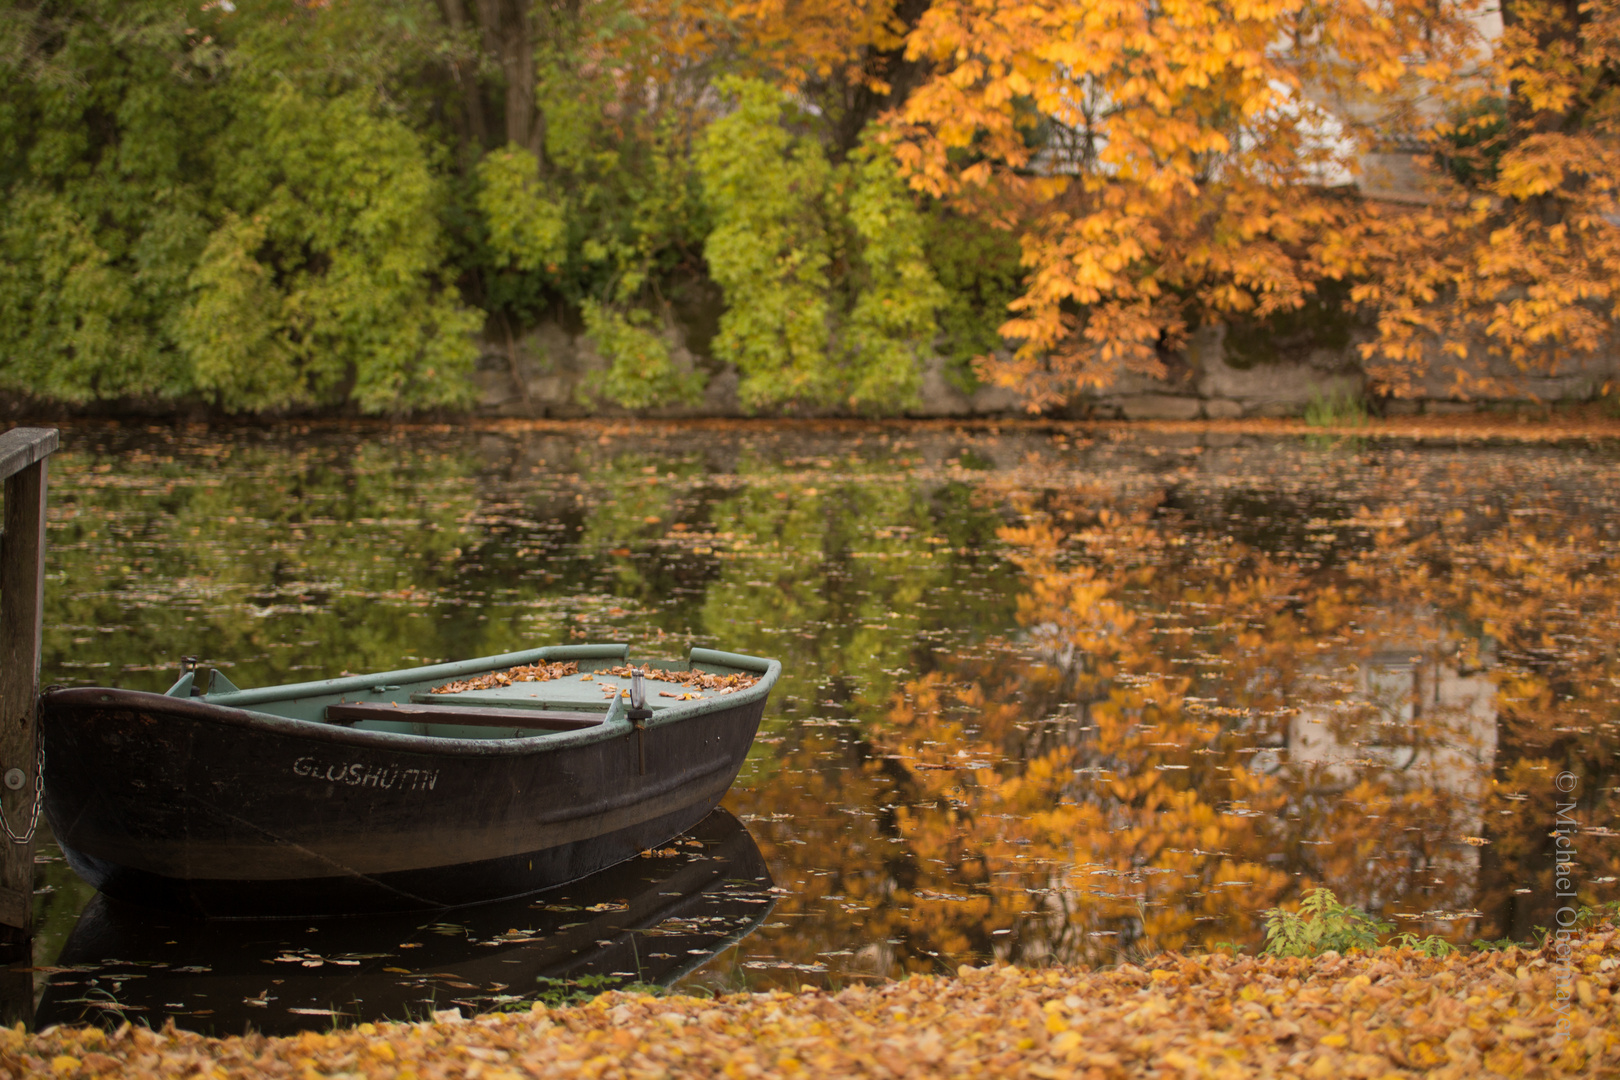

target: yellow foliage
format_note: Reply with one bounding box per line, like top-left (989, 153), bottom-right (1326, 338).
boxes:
top-left (888, 0), bottom-right (1620, 405)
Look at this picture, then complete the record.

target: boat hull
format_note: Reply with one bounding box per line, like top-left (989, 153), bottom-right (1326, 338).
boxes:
top-left (42, 675), bottom-right (768, 916)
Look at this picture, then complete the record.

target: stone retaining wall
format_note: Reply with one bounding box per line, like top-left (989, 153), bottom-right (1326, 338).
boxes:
top-left (470, 318), bottom-right (1620, 420)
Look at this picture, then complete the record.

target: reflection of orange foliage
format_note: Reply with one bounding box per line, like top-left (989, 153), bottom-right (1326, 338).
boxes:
top-left (875, 514), bottom-right (1301, 961)
top-left (729, 471), bottom-right (1620, 981)
top-left (1376, 512), bottom-right (1620, 938)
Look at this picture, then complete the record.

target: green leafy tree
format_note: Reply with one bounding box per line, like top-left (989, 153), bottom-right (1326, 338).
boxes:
top-left (465, 2), bottom-right (714, 409)
top-left (183, 78), bottom-right (480, 412)
top-left (698, 78), bottom-right (944, 412)
top-left (578, 300), bottom-right (702, 408)
top-left (1, 0), bottom-right (480, 414)
top-left (840, 137), bottom-right (949, 407)
top-left (0, 0), bottom-right (986, 417)
top-left (698, 77), bottom-right (837, 409)
top-left (923, 209), bottom-right (1023, 393)
top-left (0, 0), bottom-right (220, 401)
top-left (475, 145), bottom-right (567, 274)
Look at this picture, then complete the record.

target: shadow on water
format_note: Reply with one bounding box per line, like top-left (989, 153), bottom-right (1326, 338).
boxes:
top-left (31, 809), bottom-right (771, 1036)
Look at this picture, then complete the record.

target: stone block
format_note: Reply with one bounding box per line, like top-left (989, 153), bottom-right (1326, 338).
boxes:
top-left (916, 356), bottom-right (974, 416)
top-left (1115, 394), bottom-right (1202, 420)
top-left (967, 381), bottom-right (1025, 415)
top-left (472, 369), bottom-right (518, 408)
top-left (525, 375), bottom-right (567, 405)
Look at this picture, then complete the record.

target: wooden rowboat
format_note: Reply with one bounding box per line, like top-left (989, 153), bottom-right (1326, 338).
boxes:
top-left (40, 643), bottom-right (778, 916)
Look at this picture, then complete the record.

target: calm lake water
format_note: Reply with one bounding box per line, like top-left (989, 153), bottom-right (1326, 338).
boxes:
top-left (18, 420), bottom-right (1620, 1032)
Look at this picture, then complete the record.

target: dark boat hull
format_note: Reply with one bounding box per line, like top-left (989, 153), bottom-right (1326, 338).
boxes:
top-left (42, 669), bottom-right (769, 916)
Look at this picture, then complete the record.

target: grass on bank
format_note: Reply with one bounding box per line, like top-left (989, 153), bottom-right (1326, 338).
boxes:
top-left (1303, 388), bottom-right (1370, 428)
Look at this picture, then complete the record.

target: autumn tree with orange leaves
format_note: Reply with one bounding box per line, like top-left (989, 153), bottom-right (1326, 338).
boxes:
top-left (891, 0), bottom-right (1620, 406)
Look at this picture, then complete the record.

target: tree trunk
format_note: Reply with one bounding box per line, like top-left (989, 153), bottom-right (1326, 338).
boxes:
top-left (469, 0), bottom-right (544, 164)
top-left (436, 0), bottom-right (489, 155)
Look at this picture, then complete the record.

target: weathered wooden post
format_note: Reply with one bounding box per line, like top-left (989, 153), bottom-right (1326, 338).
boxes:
top-left (0, 427), bottom-right (57, 947)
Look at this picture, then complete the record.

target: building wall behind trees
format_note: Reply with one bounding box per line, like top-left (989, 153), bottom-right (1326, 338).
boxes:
top-left (1, 0), bottom-right (1616, 418)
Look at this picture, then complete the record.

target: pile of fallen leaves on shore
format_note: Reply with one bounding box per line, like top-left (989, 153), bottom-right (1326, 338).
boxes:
top-left (430, 660), bottom-right (579, 695)
top-left (13, 929), bottom-right (1616, 1079)
top-left (600, 665), bottom-right (758, 693)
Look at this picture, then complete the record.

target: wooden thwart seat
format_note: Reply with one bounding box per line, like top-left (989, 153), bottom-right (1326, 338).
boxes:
top-left (325, 702), bottom-right (605, 731)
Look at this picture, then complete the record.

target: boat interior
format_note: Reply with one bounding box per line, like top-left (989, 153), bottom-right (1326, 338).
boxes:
top-left (161, 644), bottom-right (767, 741)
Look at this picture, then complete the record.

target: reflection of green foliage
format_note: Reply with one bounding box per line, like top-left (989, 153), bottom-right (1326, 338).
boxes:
top-left (1261, 888), bottom-right (1392, 957)
top-left (564, 444), bottom-right (1018, 710)
top-left (695, 456), bottom-right (1014, 714)
top-left (576, 452), bottom-right (700, 573)
top-left (32, 833), bottom-right (100, 969)
top-left (45, 440), bottom-right (488, 692)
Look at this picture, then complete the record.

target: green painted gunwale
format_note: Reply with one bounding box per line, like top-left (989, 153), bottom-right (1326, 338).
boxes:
top-left (149, 644), bottom-right (779, 758)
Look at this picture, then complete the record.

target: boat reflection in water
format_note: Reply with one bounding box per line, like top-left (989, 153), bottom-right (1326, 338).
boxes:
top-left (36, 809), bottom-right (772, 1036)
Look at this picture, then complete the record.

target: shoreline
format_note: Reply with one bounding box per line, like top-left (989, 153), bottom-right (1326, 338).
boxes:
top-left (9, 926), bottom-right (1615, 1078)
top-left (12, 412), bottom-right (1620, 445)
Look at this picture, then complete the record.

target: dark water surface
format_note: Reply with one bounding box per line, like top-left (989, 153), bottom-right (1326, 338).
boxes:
top-left (19, 420), bottom-right (1620, 1031)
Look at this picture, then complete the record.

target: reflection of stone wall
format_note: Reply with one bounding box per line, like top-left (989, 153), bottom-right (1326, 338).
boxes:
top-left (471, 316), bottom-right (1620, 420)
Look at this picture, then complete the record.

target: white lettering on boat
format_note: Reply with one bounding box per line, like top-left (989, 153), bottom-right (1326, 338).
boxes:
top-left (291, 756), bottom-right (439, 792)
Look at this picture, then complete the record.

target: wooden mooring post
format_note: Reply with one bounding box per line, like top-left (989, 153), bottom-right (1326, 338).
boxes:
top-left (0, 427), bottom-right (57, 947)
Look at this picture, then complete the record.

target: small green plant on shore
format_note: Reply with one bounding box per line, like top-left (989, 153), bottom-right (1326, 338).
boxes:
top-left (1575, 900), bottom-right (1620, 928)
top-left (1390, 932), bottom-right (1458, 958)
top-left (1303, 387), bottom-right (1369, 428)
top-left (1533, 900), bottom-right (1620, 944)
top-left (1261, 887), bottom-right (1392, 957)
top-left (1473, 937), bottom-right (1526, 951)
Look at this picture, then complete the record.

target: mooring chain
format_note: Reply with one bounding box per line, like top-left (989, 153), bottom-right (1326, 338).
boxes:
top-left (1, 741), bottom-right (43, 846)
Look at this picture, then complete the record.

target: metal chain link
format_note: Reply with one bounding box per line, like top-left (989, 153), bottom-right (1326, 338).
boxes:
top-left (1, 741), bottom-right (43, 846)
